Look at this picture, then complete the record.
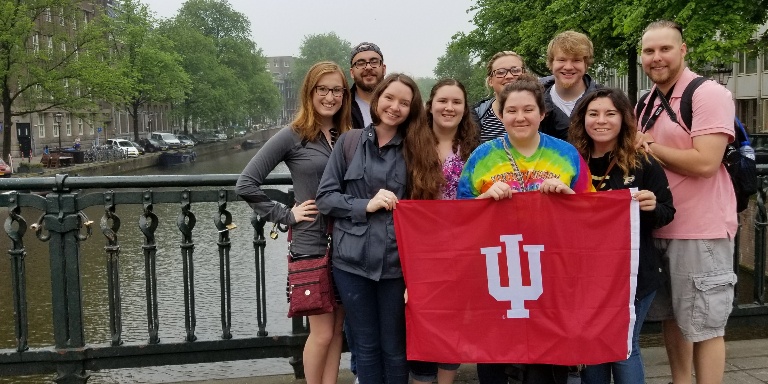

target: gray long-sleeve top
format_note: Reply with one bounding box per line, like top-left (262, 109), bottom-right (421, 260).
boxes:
top-left (235, 126), bottom-right (332, 256)
top-left (316, 125), bottom-right (407, 281)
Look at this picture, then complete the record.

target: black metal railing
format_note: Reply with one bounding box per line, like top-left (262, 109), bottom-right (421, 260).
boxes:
top-left (1, 172), bottom-right (767, 383)
top-left (0, 174), bottom-right (309, 383)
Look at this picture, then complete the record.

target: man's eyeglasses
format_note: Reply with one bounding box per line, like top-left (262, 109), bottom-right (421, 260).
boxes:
top-left (352, 58), bottom-right (382, 69)
top-left (492, 67), bottom-right (524, 78)
top-left (315, 86), bottom-right (345, 97)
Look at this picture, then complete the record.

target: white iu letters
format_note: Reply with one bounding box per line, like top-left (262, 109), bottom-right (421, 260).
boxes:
top-left (480, 234), bottom-right (544, 318)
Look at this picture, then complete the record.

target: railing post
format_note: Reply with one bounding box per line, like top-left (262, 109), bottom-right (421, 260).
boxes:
top-left (100, 191), bottom-right (123, 346)
top-left (177, 189), bottom-right (197, 342)
top-left (139, 190), bottom-right (161, 344)
top-left (43, 175), bottom-right (89, 383)
top-left (4, 192), bottom-right (29, 353)
top-left (754, 176), bottom-right (767, 305)
top-left (214, 189), bottom-right (234, 340)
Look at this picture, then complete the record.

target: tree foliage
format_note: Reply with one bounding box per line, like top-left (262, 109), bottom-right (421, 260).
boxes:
top-left (433, 42), bottom-right (488, 104)
top-left (293, 32), bottom-right (352, 85)
top-left (109, 0), bottom-right (190, 141)
top-left (170, 0), bottom-right (279, 131)
top-left (0, 0), bottom-right (124, 158)
top-left (450, 0), bottom-right (768, 103)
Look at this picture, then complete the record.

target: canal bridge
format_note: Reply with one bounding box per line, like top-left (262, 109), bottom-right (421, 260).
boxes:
top-left (0, 171), bottom-right (767, 383)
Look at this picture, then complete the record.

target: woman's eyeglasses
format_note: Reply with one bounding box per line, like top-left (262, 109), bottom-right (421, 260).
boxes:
top-left (315, 86), bottom-right (345, 97)
top-left (492, 67), bottom-right (524, 78)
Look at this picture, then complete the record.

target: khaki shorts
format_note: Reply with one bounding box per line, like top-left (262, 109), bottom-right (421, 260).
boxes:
top-left (646, 238), bottom-right (737, 342)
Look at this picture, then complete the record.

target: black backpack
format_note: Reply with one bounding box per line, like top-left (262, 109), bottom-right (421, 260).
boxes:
top-left (636, 77), bottom-right (757, 212)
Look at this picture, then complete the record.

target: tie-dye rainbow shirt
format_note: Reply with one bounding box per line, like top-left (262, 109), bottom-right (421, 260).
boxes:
top-left (457, 133), bottom-right (593, 198)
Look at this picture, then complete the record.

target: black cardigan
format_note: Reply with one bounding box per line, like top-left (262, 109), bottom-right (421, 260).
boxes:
top-left (589, 153), bottom-right (675, 299)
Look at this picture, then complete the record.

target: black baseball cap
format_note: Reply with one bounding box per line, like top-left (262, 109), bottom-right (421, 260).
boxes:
top-left (350, 42), bottom-right (383, 65)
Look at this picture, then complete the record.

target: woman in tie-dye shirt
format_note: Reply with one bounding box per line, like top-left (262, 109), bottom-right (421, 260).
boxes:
top-left (404, 78), bottom-right (479, 383)
top-left (457, 74), bottom-right (592, 200)
top-left (457, 74), bottom-right (592, 384)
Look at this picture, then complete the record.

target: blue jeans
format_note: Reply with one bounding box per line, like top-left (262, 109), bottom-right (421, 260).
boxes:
top-left (581, 291), bottom-right (656, 384)
top-left (334, 268), bottom-right (407, 384)
top-left (345, 320), bottom-right (357, 375)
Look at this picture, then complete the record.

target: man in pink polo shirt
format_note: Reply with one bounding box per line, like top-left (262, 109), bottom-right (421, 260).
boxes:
top-left (636, 20), bottom-right (737, 384)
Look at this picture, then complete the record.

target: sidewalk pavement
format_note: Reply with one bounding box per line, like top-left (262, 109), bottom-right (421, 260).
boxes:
top-left (174, 338), bottom-right (768, 383)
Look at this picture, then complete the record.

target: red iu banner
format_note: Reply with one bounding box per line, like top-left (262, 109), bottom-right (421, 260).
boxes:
top-left (393, 189), bottom-right (639, 365)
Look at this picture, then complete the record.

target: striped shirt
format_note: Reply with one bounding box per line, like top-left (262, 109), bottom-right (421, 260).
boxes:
top-left (479, 101), bottom-right (506, 143)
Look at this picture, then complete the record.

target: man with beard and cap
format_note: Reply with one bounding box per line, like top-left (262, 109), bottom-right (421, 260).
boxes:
top-left (349, 42), bottom-right (387, 128)
top-left (539, 30), bottom-right (600, 141)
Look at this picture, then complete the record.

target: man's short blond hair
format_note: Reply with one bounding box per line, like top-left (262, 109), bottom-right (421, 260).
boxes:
top-left (546, 31), bottom-right (594, 70)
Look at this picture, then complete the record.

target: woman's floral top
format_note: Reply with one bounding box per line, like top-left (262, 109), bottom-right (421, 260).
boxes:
top-left (441, 151), bottom-right (465, 200)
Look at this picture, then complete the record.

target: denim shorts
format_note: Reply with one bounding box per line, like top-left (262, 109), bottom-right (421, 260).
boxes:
top-left (646, 238), bottom-right (737, 342)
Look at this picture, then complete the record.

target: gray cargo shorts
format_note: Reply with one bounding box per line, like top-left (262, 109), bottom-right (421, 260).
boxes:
top-left (646, 238), bottom-right (737, 342)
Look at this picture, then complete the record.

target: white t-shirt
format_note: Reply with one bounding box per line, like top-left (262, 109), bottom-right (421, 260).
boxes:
top-left (549, 87), bottom-right (582, 116)
top-left (355, 93), bottom-right (372, 127)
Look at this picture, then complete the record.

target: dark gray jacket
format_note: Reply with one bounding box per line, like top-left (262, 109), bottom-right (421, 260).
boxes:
top-left (540, 73), bottom-right (600, 141)
top-left (316, 125), bottom-right (407, 280)
top-left (235, 126), bottom-right (332, 256)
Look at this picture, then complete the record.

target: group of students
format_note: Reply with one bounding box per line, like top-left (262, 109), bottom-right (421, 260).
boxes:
top-left (236, 19), bottom-right (737, 384)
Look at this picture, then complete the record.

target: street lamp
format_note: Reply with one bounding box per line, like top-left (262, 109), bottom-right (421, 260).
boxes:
top-left (54, 112), bottom-right (63, 151)
top-left (712, 65), bottom-right (732, 86)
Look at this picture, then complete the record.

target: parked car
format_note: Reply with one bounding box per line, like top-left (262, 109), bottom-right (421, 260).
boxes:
top-left (175, 134), bottom-right (195, 147)
top-left (151, 132), bottom-right (182, 149)
top-left (0, 159), bottom-right (12, 178)
top-left (105, 139), bottom-right (140, 158)
top-left (130, 141), bottom-right (145, 155)
top-left (139, 137), bottom-right (169, 153)
top-left (195, 132), bottom-right (218, 143)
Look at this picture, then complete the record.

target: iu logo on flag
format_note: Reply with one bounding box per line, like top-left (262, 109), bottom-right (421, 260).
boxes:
top-left (394, 190), bottom-right (639, 365)
top-left (481, 235), bottom-right (543, 319)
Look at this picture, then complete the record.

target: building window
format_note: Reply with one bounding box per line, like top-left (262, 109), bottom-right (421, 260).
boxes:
top-left (59, 8), bottom-right (64, 26)
top-left (284, 61), bottom-right (289, 67)
top-left (89, 115), bottom-right (94, 134)
top-left (47, 36), bottom-right (53, 55)
top-left (37, 113), bottom-right (45, 138)
top-left (66, 114), bottom-right (72, 136)
top-left (83, 11), bottom-right (88, 25)
top-left (737, 98), bottom-right (758, 133)
top-left (53, 114), bottom-right (60, 138)
top-left (763, 53), bottom-right (768, 73)
top-left (739, 51), bottom-right (758, 75)
top-left (32, 33), bottom-right (39, 54)
top-left (274, 60), bottom-right (278, 67)
top-left (45, 8), bottom-right (52, 22)
top-left (78, 118), bottom-right (83, 135)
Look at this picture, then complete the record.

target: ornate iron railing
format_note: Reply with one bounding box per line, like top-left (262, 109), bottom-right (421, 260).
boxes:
top-left (0, 174), bottom-right (309, 383)
top-left (0, 172), bottom-right (767, 383)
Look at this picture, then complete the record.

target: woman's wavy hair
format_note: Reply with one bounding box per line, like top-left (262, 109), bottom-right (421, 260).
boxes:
top-left (370, 73), bottom-right (426, 138)
top-left (407, 78), bottom-right (480, 200)
top-left (568, 88), bottom-right (648, 177)
top-left (291, 61), bottom-right (352, 141)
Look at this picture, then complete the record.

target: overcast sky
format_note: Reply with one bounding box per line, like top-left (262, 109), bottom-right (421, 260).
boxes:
top-left (142, 0), bottom-right (477, 78)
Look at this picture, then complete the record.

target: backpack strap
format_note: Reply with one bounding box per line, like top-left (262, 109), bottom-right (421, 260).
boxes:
top-left (635, 91), bottom-right (651, 121)
top-left (342, 128), bottom-right (363, 166)
top-left (678, 76), bottom-right (708, 132)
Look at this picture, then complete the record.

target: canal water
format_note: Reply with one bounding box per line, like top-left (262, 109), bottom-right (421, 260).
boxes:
top-left (0, 145), bottom-right (353, 383)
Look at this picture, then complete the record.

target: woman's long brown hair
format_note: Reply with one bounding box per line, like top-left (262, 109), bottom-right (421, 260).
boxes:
top-left (406, 79), bottom-right (479, 200)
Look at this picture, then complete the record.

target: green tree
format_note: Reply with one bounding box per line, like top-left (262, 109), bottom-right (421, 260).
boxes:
top-left (293, 32), bottom-right (352, 85)
top-left (455, 0), bottom-right (768, 103)
top-left (433, 43), bottom-right (488, 104)
top-left (0, 0), bottom-right (124, 158)
top-left (173, 0), bottom-right (279, 130)
top-left (109, 0), bottom-right (190, 141)
top-left (415, 77), bottom-right (437, 100)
